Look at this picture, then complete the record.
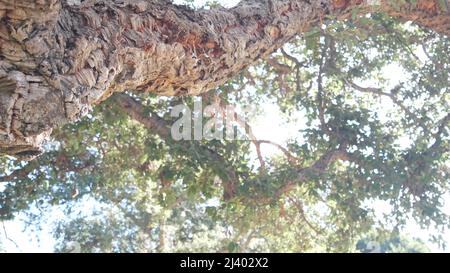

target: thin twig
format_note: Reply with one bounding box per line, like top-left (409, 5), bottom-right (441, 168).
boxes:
top-left (2, 221), bottom-right (19, 249)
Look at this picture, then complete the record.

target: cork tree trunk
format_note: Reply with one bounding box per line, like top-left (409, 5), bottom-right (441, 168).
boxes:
top-left (0, 0), bottom-right (449, 159)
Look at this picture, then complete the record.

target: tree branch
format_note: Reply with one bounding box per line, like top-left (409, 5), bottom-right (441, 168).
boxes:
top-left (112, 93), bottom-right (238, 200)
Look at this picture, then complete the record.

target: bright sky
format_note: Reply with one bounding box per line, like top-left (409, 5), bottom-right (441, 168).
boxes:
top-left (1, 0), bottom-right (449, 253)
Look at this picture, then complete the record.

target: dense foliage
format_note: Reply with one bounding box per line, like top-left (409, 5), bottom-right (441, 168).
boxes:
top-left (0, 1), bottom-right (449, 252)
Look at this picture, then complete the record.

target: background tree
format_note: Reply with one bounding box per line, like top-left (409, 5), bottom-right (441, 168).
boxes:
top-left (356, 233), bottom-right (430, 253)
top-left (0, 0), bottom-right (449, 252)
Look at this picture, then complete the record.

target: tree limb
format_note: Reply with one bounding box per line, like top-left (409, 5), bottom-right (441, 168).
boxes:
top-left (112, 93), bottom-right (238, 200)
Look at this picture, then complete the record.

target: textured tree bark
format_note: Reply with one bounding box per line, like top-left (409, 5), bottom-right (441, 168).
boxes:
top-left (0, 0), bottom-right (449, 158)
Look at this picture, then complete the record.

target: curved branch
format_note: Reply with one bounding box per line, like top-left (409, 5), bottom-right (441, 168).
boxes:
top-left (112, 93), bottom-right (238, 200)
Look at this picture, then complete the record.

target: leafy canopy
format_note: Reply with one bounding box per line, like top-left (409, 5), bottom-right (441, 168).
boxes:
top-left (0, 3), bottom-right (449, 252)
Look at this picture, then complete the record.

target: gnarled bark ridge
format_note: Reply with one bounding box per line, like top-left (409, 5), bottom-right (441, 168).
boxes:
top-left (0, 0), bottom-right (449, 159)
